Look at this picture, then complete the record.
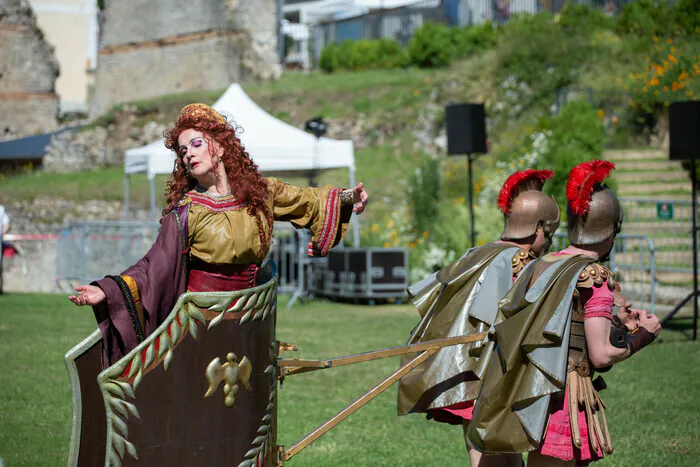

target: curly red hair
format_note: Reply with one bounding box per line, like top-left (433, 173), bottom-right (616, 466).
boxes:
top-left (163, 104), bottom-right (273, 249)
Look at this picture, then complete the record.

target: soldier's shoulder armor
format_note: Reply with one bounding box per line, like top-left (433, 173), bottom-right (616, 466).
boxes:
top-left (511, 248), bottom-right (534, 276)
top-left (576, 263), bottom-right (616, 290)
top-left (575, 262), bottom-right (626, 306)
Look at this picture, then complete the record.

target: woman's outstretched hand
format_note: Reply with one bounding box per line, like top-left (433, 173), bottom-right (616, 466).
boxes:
top-left (68, 285), bottom-right (106, 307)
top-left (351, 182), bottom-right (369, 215)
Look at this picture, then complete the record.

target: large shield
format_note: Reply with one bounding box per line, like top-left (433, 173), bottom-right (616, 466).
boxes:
top-left (65, 277), bottom-right (278, 467)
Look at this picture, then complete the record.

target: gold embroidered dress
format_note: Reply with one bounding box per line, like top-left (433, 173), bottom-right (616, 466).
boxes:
top-left (92, 177), bottom-right (352, 365)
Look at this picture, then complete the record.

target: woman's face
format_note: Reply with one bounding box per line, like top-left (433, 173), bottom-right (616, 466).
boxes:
top-left (177, 129), bottom-right (224, 181)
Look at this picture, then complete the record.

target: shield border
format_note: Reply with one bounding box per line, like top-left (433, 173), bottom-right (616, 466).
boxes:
top-left (65, 277), bottom-right (278, 467)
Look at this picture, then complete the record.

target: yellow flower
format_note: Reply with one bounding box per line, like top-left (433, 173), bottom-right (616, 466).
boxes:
top-left (371, 224), bottom-right (379, 232)
top-left (597, 109), bottom-right (605, 118)
top-left (387, 219), bottom-right (394, 228)
top-left (679, 71), bottom-right (689, 81)
top-left (459, 196), bottom-right (466, 203)
top-left (653, 36), bottom-right (658, 43)
top-left (663, 85), bottom-right (669, 91)
top-left (422, 231), bottom-right (429, 238)
top-left (642, 86), bottom-right (648, 92)
top-left (413, 90), bottom-right (420, 96)
top-left (649, 77), bottom-right (659, 86)
top-left (383, 242), bottom-right (391, 248)
top-left (669, 54), bottom-right (678, 65)
top-left (667, 38), bottom-right (673, 44)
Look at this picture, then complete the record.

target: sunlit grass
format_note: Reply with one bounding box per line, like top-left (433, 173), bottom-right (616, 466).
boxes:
top-left (0, 293), bottom-right (698, 466)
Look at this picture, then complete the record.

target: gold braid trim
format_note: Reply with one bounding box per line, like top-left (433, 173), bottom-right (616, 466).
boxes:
top-left (121, 275), bottom-right (145, 333)
top-left (178, 196), bottom-right (193, 207)
top-left (511, 248), bottom-right (534, 276)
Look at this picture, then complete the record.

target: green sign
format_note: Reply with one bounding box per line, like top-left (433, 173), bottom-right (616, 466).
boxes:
top-left (657, 202), bottom-right (674, 220)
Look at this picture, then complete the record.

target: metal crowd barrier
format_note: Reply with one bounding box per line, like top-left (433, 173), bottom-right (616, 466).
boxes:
top-left (553, 232), bottom-right (656, 312)
top-left (55, 221), bottom-right (311, 309)
top-left (619, 198), bottom-right (695, 274)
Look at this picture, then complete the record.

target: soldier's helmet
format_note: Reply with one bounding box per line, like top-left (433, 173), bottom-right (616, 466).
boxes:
top-left (566, 160), bottom-right (623, 245)
top-left (498, 169), bottom-right (560, 241)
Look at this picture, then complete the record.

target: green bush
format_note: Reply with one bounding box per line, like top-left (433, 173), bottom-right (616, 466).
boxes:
top-left (670, 0), bottom-right (700, 37)
top-left (615, 0), bottom-right (673, 36)
top-left (319, 42), bottom-right (340, 72)
top-left (558, 3), bottom-right (614, 33)
top-left (450, 21), bottom-right (499, 58)
top-left (495, 13), bottom-right (586, 110)
top-left (319, 39), bottom-right (408, 72)
top-left (536, 100), bottom-right (606, 209)
top-left (408, 22), bottom-right (455, 68)
top-left (408, 157), bottom-right (442, 235)
top-left (375, 38), bottom-right (410, 69)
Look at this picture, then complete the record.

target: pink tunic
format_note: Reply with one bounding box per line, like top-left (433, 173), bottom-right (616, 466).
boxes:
top-left (536, 251), bottom-right (613, 464)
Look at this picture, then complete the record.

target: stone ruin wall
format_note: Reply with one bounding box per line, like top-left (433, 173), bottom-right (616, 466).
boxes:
top-left (0, 0), bottom-right (59, 138)
top-left (91, 0), bottom-right (281, 118)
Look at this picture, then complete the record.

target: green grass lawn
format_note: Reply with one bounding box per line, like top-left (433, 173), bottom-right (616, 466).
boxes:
top-left (1, 293), bottom-right (698, 466)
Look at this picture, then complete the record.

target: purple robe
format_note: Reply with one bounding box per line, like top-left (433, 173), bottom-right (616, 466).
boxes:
top-left (92, 209), bottom-right (188, 366)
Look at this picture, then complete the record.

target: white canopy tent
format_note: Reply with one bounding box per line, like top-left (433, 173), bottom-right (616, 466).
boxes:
top-left (124, 83), bottom-right (359, 247)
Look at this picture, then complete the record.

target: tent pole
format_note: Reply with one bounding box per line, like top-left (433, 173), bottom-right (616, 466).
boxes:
top-left (349, 165), bottom-right (360, 248)
top-left (149, 175), bottom-right (157, 220)
top-left (124, 173), bottom-right (130, 220)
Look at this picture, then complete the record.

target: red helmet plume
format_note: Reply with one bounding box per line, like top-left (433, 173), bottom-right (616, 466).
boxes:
top-left (497, 169), bottom-right (554, 214)
top-left (566, 160), bottom-right (616, 216)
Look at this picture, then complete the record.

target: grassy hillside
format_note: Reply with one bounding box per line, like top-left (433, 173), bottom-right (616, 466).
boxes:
top-left (4, 4), bottom-right (699, 279)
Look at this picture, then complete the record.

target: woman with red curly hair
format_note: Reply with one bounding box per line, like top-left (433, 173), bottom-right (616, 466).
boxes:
top-left (69, 104), bottom-right (368, 365)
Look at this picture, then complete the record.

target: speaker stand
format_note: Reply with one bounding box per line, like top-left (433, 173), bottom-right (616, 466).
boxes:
top-left (659, 158), bottom-right (698, 340)
top-left (467, 154), bottom-right (476, 248)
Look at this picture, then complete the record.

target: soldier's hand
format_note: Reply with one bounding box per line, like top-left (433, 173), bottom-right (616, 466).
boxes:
top-left (638, 310), bottom-right (661, 336)
top-left (68, 285), bottom-right (106, 307)
top-left (618, 301), bottom-right (640, 331)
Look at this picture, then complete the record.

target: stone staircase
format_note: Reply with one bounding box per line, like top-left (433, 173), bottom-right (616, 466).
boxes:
top-left (604, 148), bottom-right (696, 319)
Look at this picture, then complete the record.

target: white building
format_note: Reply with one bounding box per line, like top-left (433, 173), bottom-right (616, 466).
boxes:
top-left (28, 0), bottom-right (98, 115)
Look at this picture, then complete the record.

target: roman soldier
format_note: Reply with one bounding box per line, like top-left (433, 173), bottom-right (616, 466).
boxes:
top-left (398, 169), bottom-right (560, 467)
top-left (467, 160), bottom-right (661, 466)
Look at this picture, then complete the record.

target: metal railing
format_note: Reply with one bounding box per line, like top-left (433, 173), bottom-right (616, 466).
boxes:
top-left (55, 221), bottom-right (312, 308)
top-left (552, 232), bottom-right (657, 311)
top-left (56, 221), bottom-right (161, 285)
top-left (619, 198), bottom-right (696, 274)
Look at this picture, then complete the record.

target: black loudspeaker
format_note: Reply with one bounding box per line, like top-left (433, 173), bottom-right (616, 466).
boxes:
top-left (445, 103), bottom-right (487, 155)
top-left (669, 101), bottom-right (700, 161)
top-left (314, 248), bottom-right (409, 300)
